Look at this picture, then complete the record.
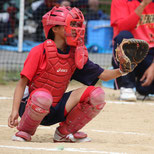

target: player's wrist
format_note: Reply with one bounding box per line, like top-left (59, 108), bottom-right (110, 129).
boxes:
top-left (118, 68), bottom-right (128, 76)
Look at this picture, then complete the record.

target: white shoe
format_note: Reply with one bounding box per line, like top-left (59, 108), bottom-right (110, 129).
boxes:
top-left (136, 92), bottom-right (150, 100)
top-left (12, 135), bottom-right (26, 142)
top-left (120, 87), bottom-right (136, 101)
top-left (12, 131), bottom-right (31, 141)
top-left (53, 128), bottom-right (91, 143)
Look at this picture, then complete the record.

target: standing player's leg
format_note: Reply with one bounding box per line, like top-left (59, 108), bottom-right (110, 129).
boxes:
top-left (135, 51), bottom-right (154, 97)
top-left (12, 88), bottom-right (53, 141)
top-left (53, 86), bottom-right (106, 142)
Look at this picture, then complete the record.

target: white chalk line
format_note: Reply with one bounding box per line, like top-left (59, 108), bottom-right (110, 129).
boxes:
top-left (0, 96), bottom-right (154, 106)
top-left (107, 101), bottom-right (154, 106)
top-left (1, 125), bottom-right (154, 138)
top-left (0, 145), bottom-right (124, 154)
top-left (0, 97), bottom-right (12, 100)
top-left (91, 129), bottom-right (154, 137)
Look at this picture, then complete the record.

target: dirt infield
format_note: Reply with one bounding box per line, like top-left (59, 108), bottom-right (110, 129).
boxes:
top-left (0, 81), bottom-right (154, 154)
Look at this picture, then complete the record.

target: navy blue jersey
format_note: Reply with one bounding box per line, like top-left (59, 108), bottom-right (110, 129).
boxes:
top-left (72, 59), bottom-right (104, 86)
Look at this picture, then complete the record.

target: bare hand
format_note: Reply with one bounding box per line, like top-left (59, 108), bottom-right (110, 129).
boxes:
top-left (140, 63), bottom-right (154, 86)
top-left (8, 111), bottom-right (19, 128)
top-left (141, 0), bottom-right (152, 6)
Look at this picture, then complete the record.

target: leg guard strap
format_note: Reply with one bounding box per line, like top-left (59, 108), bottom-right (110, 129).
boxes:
top-left (58, 86), bottom-right (106, 135)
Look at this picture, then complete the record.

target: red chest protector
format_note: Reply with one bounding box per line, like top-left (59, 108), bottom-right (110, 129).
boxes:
top-left (29, 40), bottom-right (88, 104)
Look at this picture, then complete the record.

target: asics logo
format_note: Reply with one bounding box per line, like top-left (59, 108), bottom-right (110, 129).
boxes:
top-left (57, 68), bottom-right (68, 73)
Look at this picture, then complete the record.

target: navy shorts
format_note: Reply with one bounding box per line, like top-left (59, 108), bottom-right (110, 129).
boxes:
top-left (19, 91), bottom-right (72, 126)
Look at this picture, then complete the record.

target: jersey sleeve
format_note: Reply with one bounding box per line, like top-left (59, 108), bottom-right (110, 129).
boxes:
top-left (20, 45), bottom-right (42, 82)
top-left (71, 59), bottom-right (104, 85)
top-left (111, 0), bottom-right (140, 35)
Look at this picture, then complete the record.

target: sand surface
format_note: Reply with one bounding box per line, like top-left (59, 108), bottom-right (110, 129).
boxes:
top-left (0, 81), bottom-right (154, 154)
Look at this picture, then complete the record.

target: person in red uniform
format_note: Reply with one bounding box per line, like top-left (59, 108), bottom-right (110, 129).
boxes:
top-left (111, 0), bottom-right (154, 101)
top-left (8, 6), bottom-right (133, 143)
top-left (141, 59), bottom-right (154, 87)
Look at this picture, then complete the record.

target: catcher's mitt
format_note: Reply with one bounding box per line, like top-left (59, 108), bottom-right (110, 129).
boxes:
top-left (115, 39), bottom-right (149, 75)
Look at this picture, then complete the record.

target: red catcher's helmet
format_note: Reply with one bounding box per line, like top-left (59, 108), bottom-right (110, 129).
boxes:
top-left (42, 6), bottom-right (85, 46)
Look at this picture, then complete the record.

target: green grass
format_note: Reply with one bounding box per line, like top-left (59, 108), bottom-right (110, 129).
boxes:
top-left (0, 70), bottom-right (20, 85)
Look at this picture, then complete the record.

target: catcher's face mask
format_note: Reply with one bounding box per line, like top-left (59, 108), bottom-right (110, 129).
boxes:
top-left (64, 8), bottom-right (85, 46)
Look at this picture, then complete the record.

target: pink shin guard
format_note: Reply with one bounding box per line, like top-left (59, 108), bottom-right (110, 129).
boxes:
top-left (58, 86), bottom-right (106, 135)
top-left (16, 89), bottom-right (53, 140)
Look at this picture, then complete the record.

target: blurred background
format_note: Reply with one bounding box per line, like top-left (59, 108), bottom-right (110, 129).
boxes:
top-left (0, 0), bottom-right (113, 83)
